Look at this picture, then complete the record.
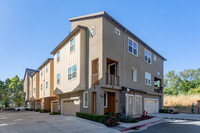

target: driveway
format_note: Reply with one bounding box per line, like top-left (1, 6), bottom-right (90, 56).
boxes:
top-left (150, 113), bottom-right (200, 121)
top-left (0, 111), bottom-right (119, 133)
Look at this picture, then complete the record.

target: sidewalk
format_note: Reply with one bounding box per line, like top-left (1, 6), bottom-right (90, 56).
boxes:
top-left (150, 113), bottom-right (200, 121)
top-left (115, 117), bottom-right (165, 132)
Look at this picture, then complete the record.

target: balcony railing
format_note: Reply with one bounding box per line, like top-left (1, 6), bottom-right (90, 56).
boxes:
top-left (91, 73), bottom-right (99, 86)
top-left (106, 73), bottom-right (120, 86)
top-left (154, 87), bottom-right (163, 93)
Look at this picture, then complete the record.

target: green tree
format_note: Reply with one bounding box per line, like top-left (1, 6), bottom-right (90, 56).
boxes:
top-left (164, 70), bottom-right (181, 95)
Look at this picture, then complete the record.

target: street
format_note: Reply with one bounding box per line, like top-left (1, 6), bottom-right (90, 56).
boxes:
top-left (132, 119), bottom-right (200, 133)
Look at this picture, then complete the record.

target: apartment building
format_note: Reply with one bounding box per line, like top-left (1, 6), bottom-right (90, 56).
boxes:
top-left (50, 11), bottom-right (166, 116)
top-left (23, 68), bottom-right (38, 109)
top-left (38, 58), bottom-right (57, 112)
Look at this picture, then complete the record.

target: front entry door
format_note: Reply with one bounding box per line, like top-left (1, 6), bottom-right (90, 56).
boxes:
top-left (135, 96), bottom-right (142, 115)
top-left (91, 92), bottom-right (96, 114)
top-left (128, 95), bottom-right (134, 116)
top-left (104, 92), bottom-right (116, 115)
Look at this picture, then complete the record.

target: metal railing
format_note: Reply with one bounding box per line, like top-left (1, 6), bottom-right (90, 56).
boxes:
top-left (106, 73), bottom-right (120, 86)
top-left (91, 73), bottom-right (99, 86)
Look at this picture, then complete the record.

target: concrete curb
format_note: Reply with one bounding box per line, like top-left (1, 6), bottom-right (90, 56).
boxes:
top-left (119, 118), bottom-right (165, 132)
top-left (163, 117), bottom-right (200, 121)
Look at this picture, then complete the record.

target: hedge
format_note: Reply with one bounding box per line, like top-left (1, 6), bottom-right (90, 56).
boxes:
top-left (76, 112), bottom-right (109, 123)
top-left (49, 112), bottom-right (61, 115)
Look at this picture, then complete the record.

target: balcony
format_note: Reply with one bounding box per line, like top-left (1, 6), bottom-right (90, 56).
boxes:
top-left (154, 87), bottom-right (163, 93)
top-left (91, 73), bottom-right (99, 86)
top-left (106, 73), bottom-right (120, 86)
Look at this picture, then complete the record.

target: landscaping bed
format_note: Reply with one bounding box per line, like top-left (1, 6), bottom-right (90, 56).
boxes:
top-left (135, 115), bottom-right (153, 121)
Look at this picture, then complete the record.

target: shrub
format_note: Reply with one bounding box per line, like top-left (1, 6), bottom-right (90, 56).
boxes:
top-left (116, 112), bottom-right (138, 123)
top-left (104, 117), bottom-right (118, 127)
top-left (49, 112), bottom-right (61, 115)
top-left (35, 109), bottom-right (40, 112)
top-left (159, 109), bottom-right (169, 113)
top-left (40, 110), bottom-right (48, 113)
top-left (25, 108), bottom-right (30, 111)
top-left (76, 112), bottom-right (109, 123)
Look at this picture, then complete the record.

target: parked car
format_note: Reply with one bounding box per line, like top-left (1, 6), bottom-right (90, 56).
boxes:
top-left (15, 107), bottom-right (22, 111)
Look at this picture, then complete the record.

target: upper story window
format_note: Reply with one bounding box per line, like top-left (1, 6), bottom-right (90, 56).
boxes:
top-left (144, 49), bottom-right (151, 64)
top-left (128, 38), bottom-right (138, 56)
top-left (33, 88), bottom-right (36, 93)
top-left (70, 38), bottom-right (75, 53)
top-left (68, 64), bottom-right (77, 80)
top-left (115, 27), bottom-right (120, 36)
top-left (145, 72), bottom-right (151, 85)
top-left (153, 55), bottom-right (157, 61)
top-left (33, 76), bottom-right (35, 81)
top-left (46, 64), bottom-right (48, 73)
top-left (83, 91), bottom-right (88, 108)
top-left (46, 81), bottom-right (48, 89)
top-left (57, 51), bottom-right (60, 62)
top-left (40, 84), bottom-right (43, 91)
top-left (41, 69), bottom-right (43, 76)
top-left (57, 73), bottom-right (60, 84)
top-left (89, 27), bottom-right (95, 37)
top-left (132, 68), bottom-right (137, 82)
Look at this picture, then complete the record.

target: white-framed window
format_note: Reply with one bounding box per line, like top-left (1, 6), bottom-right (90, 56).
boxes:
top-left (104, 92), bottom-right (107, 108)
top-left (128, 38), bottom-right (138, 56)
top-left (89, 27), bottom-right (95, 37)
top-left (144, 49), bottom-right (151, 64)
top-left (83, 91), bottom-right (88, 108)
top-left (153, 55), bottom-right (156, 61)
top-left (41, 69), bottom-right (43, 76)
top-left (57, 73), bottom-right (60, 84)
top-left (33, 88), bottom-right (36, 93)
top-left (115, 27), bottom-right (120, 36)
top-left (70, 38), bottom-right (75, 53)
top-left (40, 84), bottom-right (43, 91)
top-left (132, 68), bottom-right (137, 82)
top-left (46, 81), bottom-right (48, 89)
top-left (57, 51), bottom-right (60, 62)
top-left (33, 75), bottom-right (35, 81)
top-left (68, 64), bottom-right (77, 80)
top-left (145, 72), bottom-right (151, 85)
top-left (46, 64), bottom-right (48, 72)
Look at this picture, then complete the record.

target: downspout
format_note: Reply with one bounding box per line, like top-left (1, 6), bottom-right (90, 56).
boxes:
top-left (123, 29), bottom-right (128, 85)
top-left (124, 29), bottom-right (128, 116)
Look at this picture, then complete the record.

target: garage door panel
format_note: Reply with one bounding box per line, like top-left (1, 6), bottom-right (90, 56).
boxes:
top-left (144, 99), bottom-right (158, 114)
top-left (62, 99), bottom-right (80, 116)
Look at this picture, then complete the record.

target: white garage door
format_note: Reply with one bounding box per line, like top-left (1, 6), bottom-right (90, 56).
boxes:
top-left (62, 99), bottom-right (80, 116)
top-left (144, 98), bottom-right (158, 114)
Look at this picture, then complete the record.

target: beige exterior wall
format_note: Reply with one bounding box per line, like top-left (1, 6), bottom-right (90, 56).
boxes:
top-left (24, 73), bottom-right (29, 102)
top-left (32, 72), bottom-right (40, 100)
top-left (53, 29), bottom-right (87, 94)
top-left (39, 60), bottom-right (54, 99)
top-left (71, 17), bottom-right (103, 89)
top-left (102, 18), bottom-right (163, 94)
top-left (28, 76), bottom-right (33, 100)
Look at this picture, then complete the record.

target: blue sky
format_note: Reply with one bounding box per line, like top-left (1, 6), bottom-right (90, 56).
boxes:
top-left (0, 0), bottom-right (200, 80)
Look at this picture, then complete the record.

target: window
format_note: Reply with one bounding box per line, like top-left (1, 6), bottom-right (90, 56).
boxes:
top-left (46, 64), bottom-right (48, 72)
top-left (89, 27), bottom-right (95, 37)
top-left (46, 81), bottom-right (48, 89)
top-left (33, 76), bottom-right (35, 81)
top-left (154, 55), bottom-right (156, 61)
top-left (70, 38), bottom-right (75, 53)
top-left (128, 38), bottom-right (138, 56)
top-left (57, 51), bottom-right (60, 62)
top-left (40, 84), bottom-right (43, 91)
top-left (144, 49), bottom-right (151, 64)
top-left (83, 91), bottom-right (88, 108)
top-left (68, 64), bottom-right (77, 80)
top-left (33, 88), bottom-right (36, 93)
top-left (57, 73), bottom-right (60, 84)
top-left (104, 92), bottom-right (107, 108)
top-left (132, 68), bottom-right (137, 82)
top-left (115, 27), bottom-right (120, 36)
top-left (145, 72), bottom-right (151, 85)
top-left (41, 69), bottom-right (43, 76)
